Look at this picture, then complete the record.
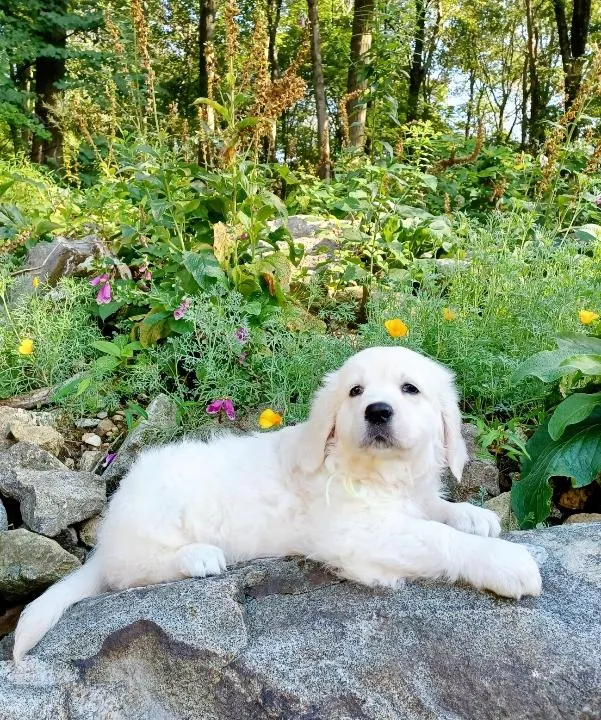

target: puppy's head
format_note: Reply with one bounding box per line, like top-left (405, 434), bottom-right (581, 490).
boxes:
top-left (296, 346), bottom-right (467, 479)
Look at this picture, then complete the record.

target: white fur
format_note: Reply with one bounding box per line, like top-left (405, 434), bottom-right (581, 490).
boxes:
top-left (13, 346), bottom-right (542, 661)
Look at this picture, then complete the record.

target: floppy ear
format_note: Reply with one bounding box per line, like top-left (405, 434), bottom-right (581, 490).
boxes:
top-left (439, 375), bottom-right (468, 481)
top-left (293, 372), bottom-right (339, 475)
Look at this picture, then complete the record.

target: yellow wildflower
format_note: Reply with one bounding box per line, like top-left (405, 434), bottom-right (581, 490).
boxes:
top-left (18, 338), bottom-right (34, 355)
top-left (579, 310), bottom-right (599, 325)
top-left (443, 308), bottom-right (457, 321)
top-left (32, 276), bottom-right (40, 289)
top-left (384, 318), bottom-right (408, 338)
top-left (258, 408), bottom-right (283, 429)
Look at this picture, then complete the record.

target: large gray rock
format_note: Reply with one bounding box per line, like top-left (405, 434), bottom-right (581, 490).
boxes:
top-left (0, 498), bottom-right (6, 531)
top-left (0, 441), bottom-right (65, 472)
top-left (102, 394), bottom-right (178, 492)
top-left (0, 466), bottom-right (105, 537)
top-left (1, 524), bottom-right (599, 719)
top-left (0, 529), bottom-right (80, 599)
top-left (443, 423), bottom-right (500, 501)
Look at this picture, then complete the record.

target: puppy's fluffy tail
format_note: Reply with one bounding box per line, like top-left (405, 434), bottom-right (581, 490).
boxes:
top-left (13, 554), bottom-right (106, 662)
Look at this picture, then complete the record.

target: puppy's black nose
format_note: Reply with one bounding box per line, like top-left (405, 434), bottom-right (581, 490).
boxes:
top-left (365, 402), bottom-right (393, 424)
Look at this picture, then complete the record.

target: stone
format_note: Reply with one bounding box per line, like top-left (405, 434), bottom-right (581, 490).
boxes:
top-left (0, 407), bottom-right (31, 450)
top-left (0, 499), bottom-right (7, 531)
top-left (0, 441), bottom-right (65, 472)
top-left (96, 411), bottom-right (108, 420)
top-left (0, 466), bottom-right (105, 537)
top-left (8, 422), bottom-right (64, 457)
top-left (0, 529), bottom-right (80, 599)
top-left (443, 423), bottom-right (500, 501)
top-left (102, 394), bottom-right (178, 492)
top-left (78, 514), bottom-right (102, 548)
top-left (82, 433), bottom-right (102, 448)
top-left (0, 524), bottom-right (600, 719)
top-left (79, 450), bottom-right (104, 473)
top-left (54, 527), bottom-right (86, 563)
top-left (484, 491), bottom-right (519, 532)
top-left (75, 418), bottom-right (99, 429)
top-left (565, 513), bottom-right (601, 524)
top-left (96, 419), bottom-right (117, 436)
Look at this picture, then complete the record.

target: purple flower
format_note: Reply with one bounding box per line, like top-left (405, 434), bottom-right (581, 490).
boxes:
top-left (235, 326), bottom-right (249, 343)
top-left (102, 452), bottom-right (116, 468)
top-left (206, 398), bottom-right (236, 421)
top-left (90, 274), bottom-right (112, 304)
top-left (90, 274), bottom-right (109, 286)
top-left (173, 298), bottom-right (191, 320)
top-left (595, 196), bottom-right (601, 209)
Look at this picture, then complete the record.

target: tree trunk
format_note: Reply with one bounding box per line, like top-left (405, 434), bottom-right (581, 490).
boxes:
top-left (465, 68), bottom-right (475, 139)
top-left (552, 0), bottom-right (591, 112)
top-left (265, 0), bottom-right (283, 80)
top-left (307, 0), bottom-right (330, 179)
top-left (198, 0), bottom-right (216, 166)
top-left (407, 0), bottom-right (426, 122)
top-left (346, 0), bottom-right (375, 150)
top-left (30, 1), bottom-right (67, 167)
top-left (524, 0), bottom-right (544, 147)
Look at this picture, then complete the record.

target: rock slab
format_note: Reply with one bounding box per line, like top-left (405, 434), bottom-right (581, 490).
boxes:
top-left (1, 524), bottom-right (600, 719)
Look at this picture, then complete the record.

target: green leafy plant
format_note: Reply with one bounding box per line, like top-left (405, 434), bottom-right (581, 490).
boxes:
top-left (511, 332), bottom-right (601, 528)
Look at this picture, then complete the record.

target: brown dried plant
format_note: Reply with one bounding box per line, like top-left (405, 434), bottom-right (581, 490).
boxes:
top-left (339, 89), bottom-right (364, 147)
top-left (537, 45), bottom-right (601, 195)
top-left (431, 123), bottom-right (484, 174)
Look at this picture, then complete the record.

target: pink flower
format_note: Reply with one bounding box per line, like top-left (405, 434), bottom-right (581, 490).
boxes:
top-left (102, 452), bottom-right (116, 468)
top-left (235, 327), bottom-right (249, 343)
top-left (206, 398), bottom-right (236, 421)
top-left (596, 196), bottom-right (601, 209)
top-left (173, 298), bottom-right (191, 320)
top-left (238, 352), bottom-right (247, 364)
top-left (90, 274), bottom-right (112, 304)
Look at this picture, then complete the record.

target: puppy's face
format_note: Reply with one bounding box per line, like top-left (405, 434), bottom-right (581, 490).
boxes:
top-left (333, 348), bottom-right (442, 453)
top-left (300, 346), bottom-right (467, 480)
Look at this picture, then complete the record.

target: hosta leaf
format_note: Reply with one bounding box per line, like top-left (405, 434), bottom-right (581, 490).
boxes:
top-left (511, 410), bottom-right (601, 528)
top-left (559, 354), bottom-right (601, 376)
top-left (90, 340), bottom-right (123, 358)
top-left (548, 392), bottom-right (601, 440)
top-left (512, 334), bottom-right (601, 383)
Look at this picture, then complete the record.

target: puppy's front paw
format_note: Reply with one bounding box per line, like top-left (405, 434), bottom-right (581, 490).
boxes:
top-left (177, 543), bottom-right (227, 578)
top-left (481, 540), bottom-right (542, 599)
top-left (448, 502), bottom-right (501, 538)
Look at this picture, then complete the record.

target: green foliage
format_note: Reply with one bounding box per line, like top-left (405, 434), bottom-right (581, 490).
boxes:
top-left (511, 332), bottom-right (601, 528)
top-left (0, 276), bottom-right (103, 398)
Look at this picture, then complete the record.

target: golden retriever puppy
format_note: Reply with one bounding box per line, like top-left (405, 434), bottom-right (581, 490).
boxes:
top-left (13, 346), bottom-right (541, 661)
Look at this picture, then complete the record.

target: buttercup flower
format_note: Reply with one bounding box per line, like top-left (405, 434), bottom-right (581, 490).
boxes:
top-left (206, 398), bottom-right (236, 421)
top-left (90, 274), bottom-right (112, 305)
top-left (384, 318), bottom-right (409, 338)
top-left (32, 276), bottom-right (40, 289)
top-left (443, 308), bottom-right (457, 321)
top-left (18, 338), bottom-right (34, 355)
top-left (173, 298), bottom-right (191, 320)
top-left (579, 309), bottom-right (600, 325)
top-left (258, 408), bottom-right (283, 429)
top-left (235, 326), bottom-right (249, 343)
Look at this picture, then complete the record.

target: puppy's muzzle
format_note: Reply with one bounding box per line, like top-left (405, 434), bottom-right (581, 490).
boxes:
top-left (365, 402), bottom-right (394, 424)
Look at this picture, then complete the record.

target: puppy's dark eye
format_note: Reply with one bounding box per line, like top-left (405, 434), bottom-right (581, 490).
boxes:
top-left (349, 385), bottom-right (364, 397)
top-left (401, 383), bottom-right (419, 395)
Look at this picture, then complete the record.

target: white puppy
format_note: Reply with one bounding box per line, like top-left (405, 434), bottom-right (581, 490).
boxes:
top-left (13, 346), bottom-right (541, 661)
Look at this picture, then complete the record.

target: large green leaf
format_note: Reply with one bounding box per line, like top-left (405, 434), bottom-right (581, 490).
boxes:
top-left (548, 392), bottom-right (601, 440)
top-left (511, 410), bottom-right (601, 528)
top-left (513, 333), bottom-right (601, 383)
top-left (559, 354), bottom-right (601, 376)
